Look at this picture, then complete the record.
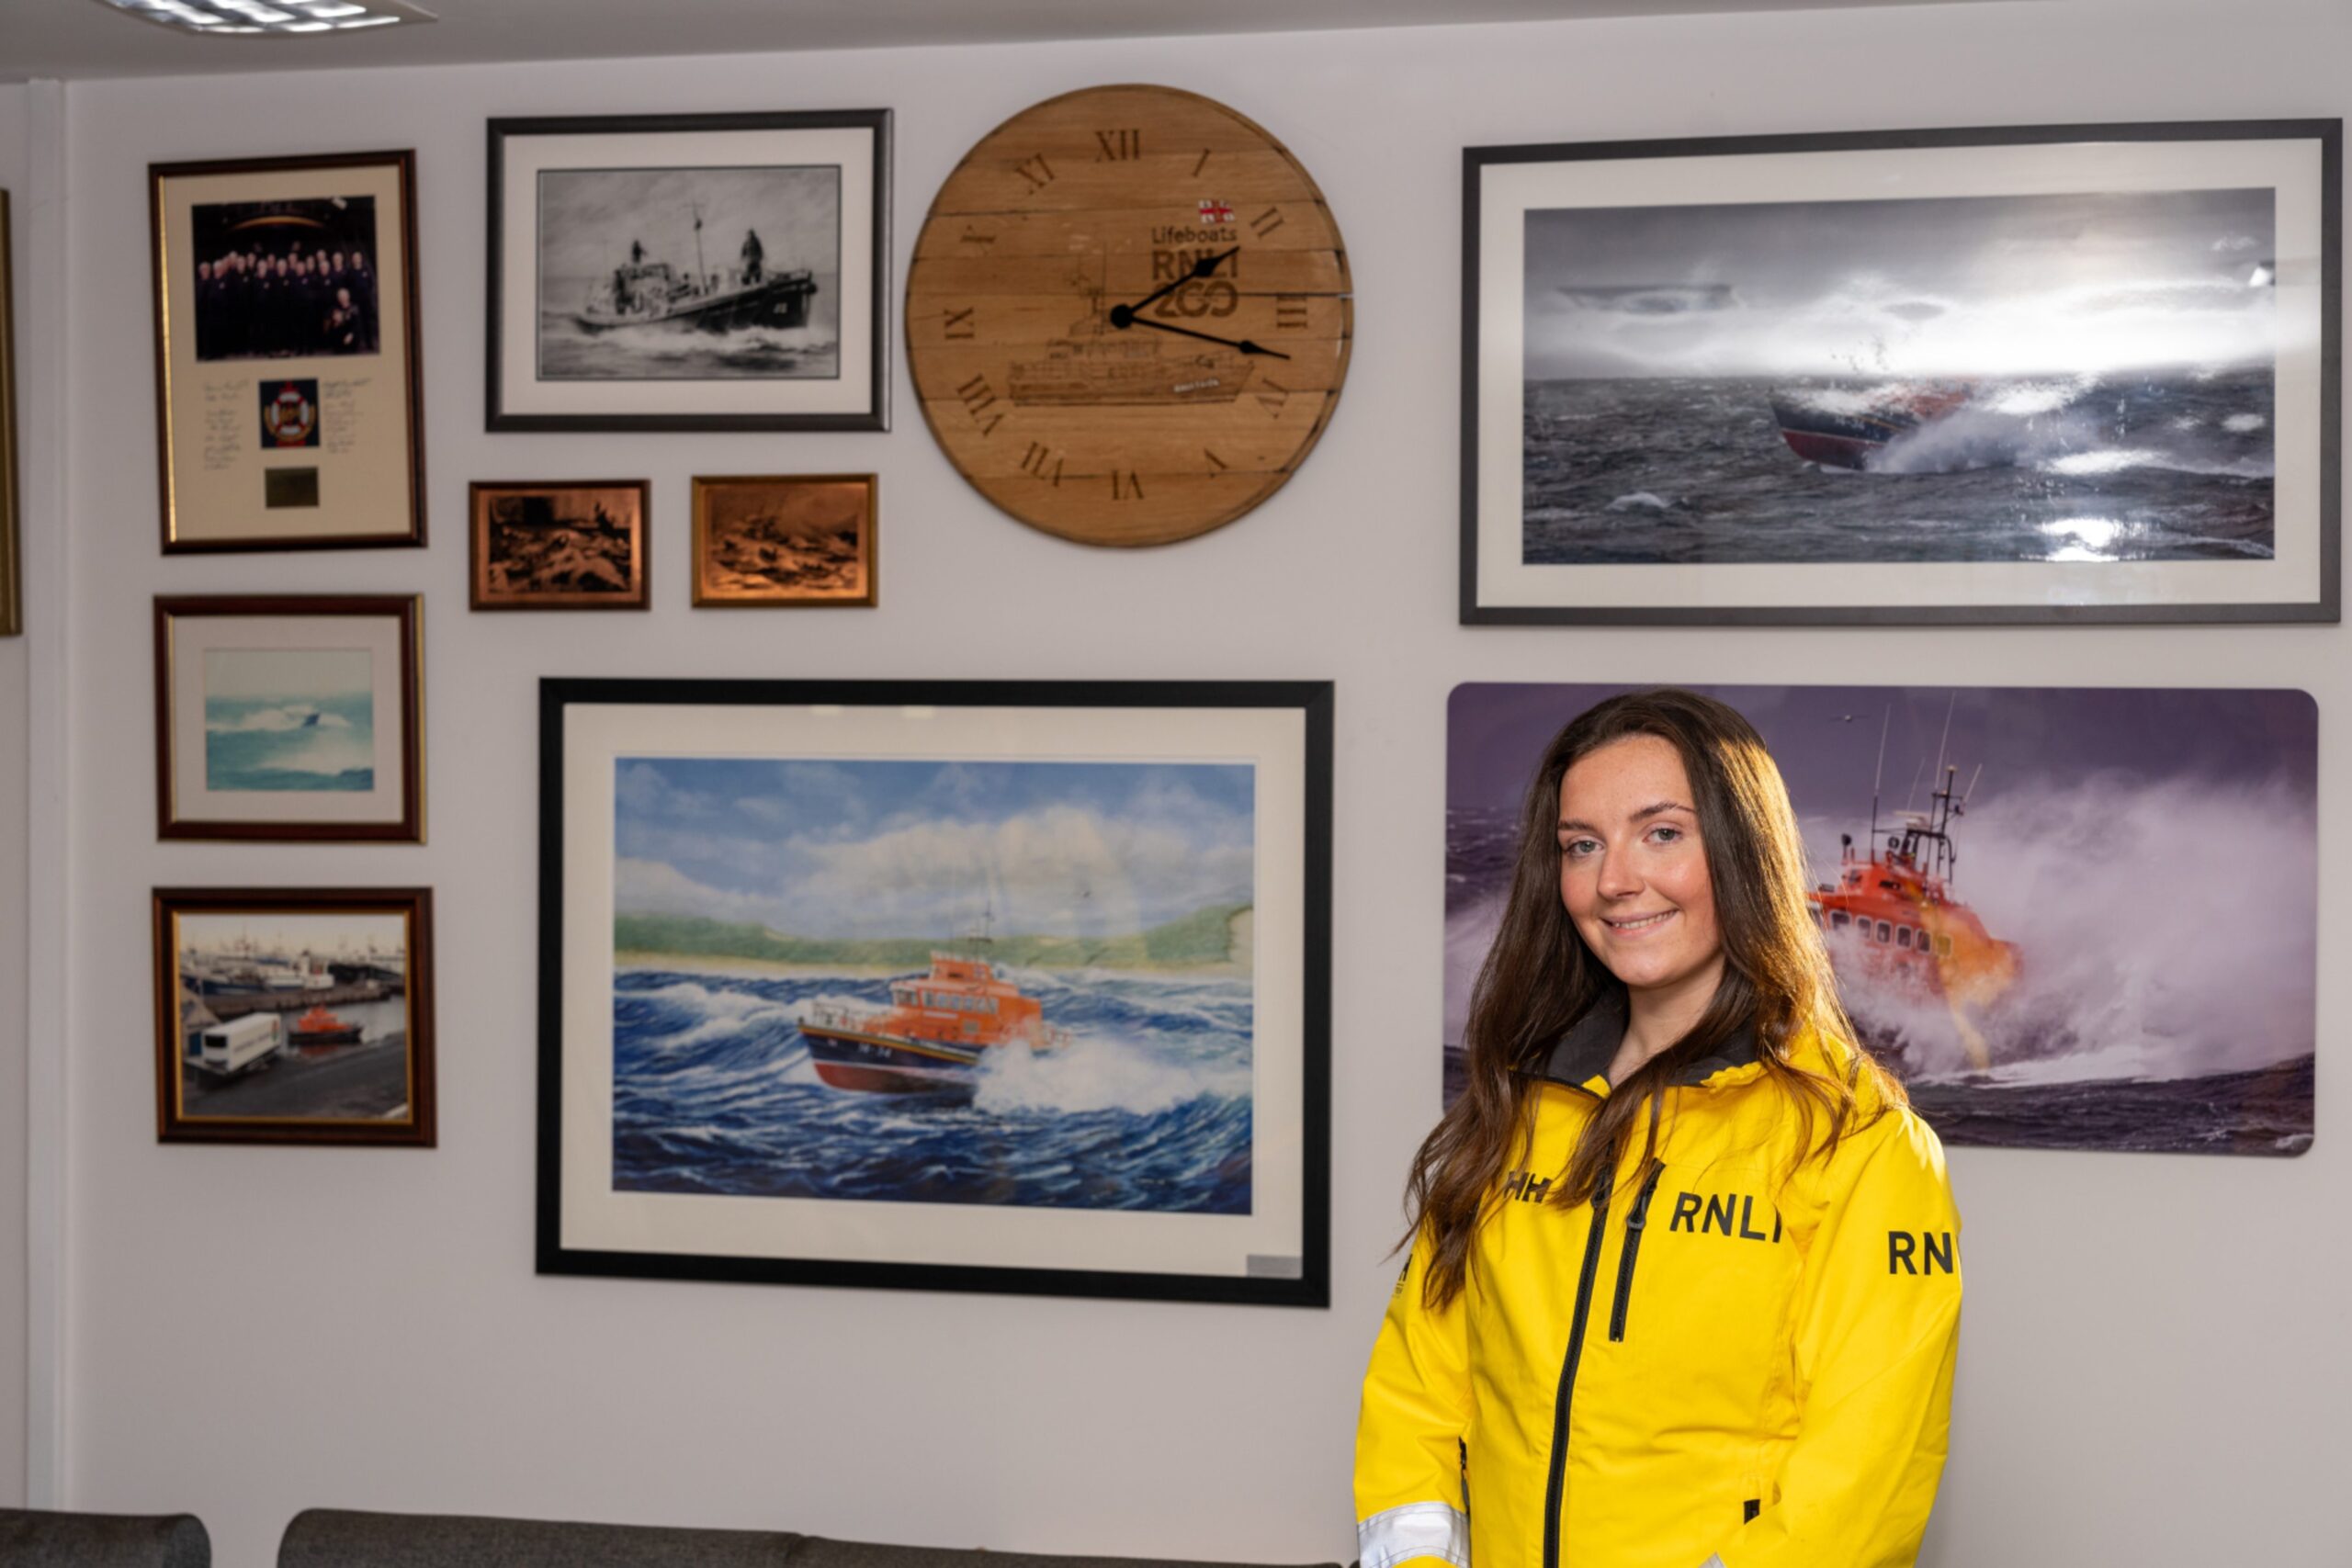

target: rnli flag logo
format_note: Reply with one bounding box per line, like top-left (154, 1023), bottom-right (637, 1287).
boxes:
top-left (261, 378), bottom-right (320, 448)
top-left (1198, 198), bottom-right (1234, 226)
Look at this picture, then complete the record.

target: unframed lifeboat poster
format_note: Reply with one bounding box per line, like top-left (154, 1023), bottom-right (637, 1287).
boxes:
top-left (1445, 682), bottom-right (2316, 1156)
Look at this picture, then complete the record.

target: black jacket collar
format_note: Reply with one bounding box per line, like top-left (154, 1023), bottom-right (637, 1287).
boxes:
top-left (1538, 989), bottom-right (1759, 1090)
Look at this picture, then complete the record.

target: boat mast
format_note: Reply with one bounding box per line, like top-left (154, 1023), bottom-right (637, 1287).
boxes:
top-left (691, 200), bottom-right (707, 288)
top-left (1866, 705), bottom-right (1889, 861)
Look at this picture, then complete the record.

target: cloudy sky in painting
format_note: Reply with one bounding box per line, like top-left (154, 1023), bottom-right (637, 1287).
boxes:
top-left (613, 758), bottom-right (1254, 940)
top-left (1523, 186), bottom-right (2278, 380)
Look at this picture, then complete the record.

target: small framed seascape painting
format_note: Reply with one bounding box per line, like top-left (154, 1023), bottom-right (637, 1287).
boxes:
top-left (470, 479), bottom-right (650, 610)
top-left (1463, 120), bottom-right (2342, 625)
top-left (691, 473), bottom-right (876, 606)
top-left (153, 594), bottom-right (424, 842)
top-left (150, 150), bottom-right (426, 553)
top-left (537, 677), bottom-right (1334, 1304)
top-left (153, 886), bottom-right (435, 1146)
top-left (486, 110), bottom-right (891, 432)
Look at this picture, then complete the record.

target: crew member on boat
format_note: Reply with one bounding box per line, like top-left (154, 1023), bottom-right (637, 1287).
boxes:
top-left (740, 228), bottom-right (765, 286)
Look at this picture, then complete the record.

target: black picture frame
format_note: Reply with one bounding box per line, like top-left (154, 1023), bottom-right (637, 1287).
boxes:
top-left (486, 109), bottom-right (892, 433)
top-left (1463, 119), bottom-right (2343, 626)
top-left (537, 677), bottom-right (1332, 1305)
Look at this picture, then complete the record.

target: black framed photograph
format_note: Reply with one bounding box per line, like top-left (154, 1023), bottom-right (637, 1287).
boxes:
top-left (1463, 120), bottom-right (2342, 625)
top-left (538, 678), bottom-right (1332, 1304)
top-left (150, 150), bottom-right (425, 553)
top-left (153, 886), bottom-right (436, 1146)
top-left (154, 594), bottom-right (424, 842)
top-left (487, 111), bottom-right (890, 432)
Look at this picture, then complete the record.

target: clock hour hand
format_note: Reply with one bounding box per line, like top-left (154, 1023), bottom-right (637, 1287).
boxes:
top-left (1121, 314), bottom-right (1291, 359)
top-left (1109, 246), bottom-right (1240, 326)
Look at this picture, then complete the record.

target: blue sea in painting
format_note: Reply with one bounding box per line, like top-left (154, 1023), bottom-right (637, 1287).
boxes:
top-left (205, 689), bottom-right (376, 793)
top-left (612, 966), bottom-right (1255, 1213)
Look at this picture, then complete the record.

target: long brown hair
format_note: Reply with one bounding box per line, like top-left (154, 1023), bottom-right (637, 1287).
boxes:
top-left (1408, 688), bottom-right (1899, 1309)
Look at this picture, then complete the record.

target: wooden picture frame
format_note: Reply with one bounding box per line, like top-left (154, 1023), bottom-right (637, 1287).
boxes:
top-left (469, 479), bottom-right (651, 610)
top-left (154, 886), bottom-right (436, 1147)
top-left (154, 594), bottom-right (424, 842)
top-left (486, 110), bottom-right (891, 433)
top-left (537, 677), bottom-right (1334, 1304)
top-left (0, 189), bottom-right (19, 637)
top-left (150, 149), bottom-right (426, 554)
top-left (691, 473), bottom-right (877, 606)
top-left (1463, 119), bottom-right (2343, 625)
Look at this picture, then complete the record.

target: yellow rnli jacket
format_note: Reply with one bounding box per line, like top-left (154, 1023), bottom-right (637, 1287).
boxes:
top-left (1357, 1007), bottom-right (1962, 1568)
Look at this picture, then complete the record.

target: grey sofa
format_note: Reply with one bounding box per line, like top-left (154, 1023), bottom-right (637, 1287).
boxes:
top-left (0, 1509), bottom-right (210, 1568)
top-left (277, 1510), bottom-right (1340, 1568)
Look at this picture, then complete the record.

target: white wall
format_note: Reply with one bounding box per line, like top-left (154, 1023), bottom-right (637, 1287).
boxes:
top-left (38, 3), bottom-right (2351, 1565)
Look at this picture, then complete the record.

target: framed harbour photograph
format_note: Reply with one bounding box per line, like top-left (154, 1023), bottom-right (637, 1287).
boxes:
top-left (1464, 121), bottom-right (2342, 624)
top-left (153, 594), bottom-right (424, 842)
top-left (692, 473), bottom-right (876, 607)
top-left (150, 150), bottom-right (425, 553)
top-left (153, 886), bottom-right (435, 1146)
top-left (1446, 682), bottom-right (2317, 1156)
top-left (538, 677), bottom-right (1333, 1303)
top-left (487, 110), bottom-right (891, 432)
top-left (470, 479), bottom-right (650, 610)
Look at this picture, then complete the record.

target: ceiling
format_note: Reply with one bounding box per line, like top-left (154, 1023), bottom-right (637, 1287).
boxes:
top-left (4, 0), bottom-right (2017, 82)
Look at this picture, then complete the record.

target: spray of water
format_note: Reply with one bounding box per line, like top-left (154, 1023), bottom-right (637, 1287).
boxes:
top-left (1810, 771), bottom-right (2317, 1084)
top-left (972, 1031), bottom-right (1250, 1116)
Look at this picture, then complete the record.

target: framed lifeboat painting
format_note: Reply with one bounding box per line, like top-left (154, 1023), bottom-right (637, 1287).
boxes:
top-left (486, 110), bottom-right (891, 432)
top-left (1446, 682), bottom-right (2317, 1156)
top-left (537, 676), bottom-right (1332, 1304)
top-left (1462, 120), bottom-right (2342, 624)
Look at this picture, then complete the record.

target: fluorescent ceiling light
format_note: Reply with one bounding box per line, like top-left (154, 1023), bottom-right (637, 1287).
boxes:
top-left (86, 0), bottom-right (436, 36)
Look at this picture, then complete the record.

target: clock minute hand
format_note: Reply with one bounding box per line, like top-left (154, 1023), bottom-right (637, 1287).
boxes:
top-left (1123, 314), bottom-right (1291, 359)
top-left (1109, 246), bottom-right (1240, 325)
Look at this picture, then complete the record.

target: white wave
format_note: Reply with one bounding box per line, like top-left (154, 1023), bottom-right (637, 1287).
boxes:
top-left (2223, 412), bottom-right (2268, 434)
top-left (628, 979), bottom-right (799, 1051)
top-left (973, 1032), bottom-right (1250, 1116)
top-left (1607, 491), bottom-right (1675, 512)
top-left (207, 705), bottom-right (355, 734)
top-left (2044, 448), bottom-right (2167, 478)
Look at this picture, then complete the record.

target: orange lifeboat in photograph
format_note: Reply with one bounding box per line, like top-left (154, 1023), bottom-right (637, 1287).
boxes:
top-left (1806, 713), bottom-right (2020, 1028)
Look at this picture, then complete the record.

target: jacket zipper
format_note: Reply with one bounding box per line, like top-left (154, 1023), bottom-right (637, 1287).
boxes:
top-left (1539, 1166), bottom-right (1613, 1568)
top-left (1608, 1162), bottom-right (1665, 1342)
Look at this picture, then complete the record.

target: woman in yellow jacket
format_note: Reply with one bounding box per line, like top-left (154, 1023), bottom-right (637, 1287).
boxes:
top-left (1358, 689), bottom-right (1961, 1568)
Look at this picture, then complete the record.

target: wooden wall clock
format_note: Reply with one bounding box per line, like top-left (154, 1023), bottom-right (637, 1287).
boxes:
top-left (907, 85), bottom-right (1352, 547)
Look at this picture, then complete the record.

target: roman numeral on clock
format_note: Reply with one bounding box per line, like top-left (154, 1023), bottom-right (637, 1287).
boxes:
top-left (1094, 129), bottom-right (1143, 162)
top-left (942, 306), bottom-right (976, 340)
top-left (1204, 448), bottom-right (1229, 471)
top-left (1249, 206), bottom-right (1285, 238)
top-left (1112, 470), bottom-right (1145, 502)
top-left (1020, 442), bottom-right (1065, 486)
top-left (1275, 296), bottom-right (1309, 331)
top-left (1255, 378), bottom-right (1292, 416)
top-left (1014, 153), bottom-right (1057, 194)
top-left (956, 374), bottom-right (1003, 436)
